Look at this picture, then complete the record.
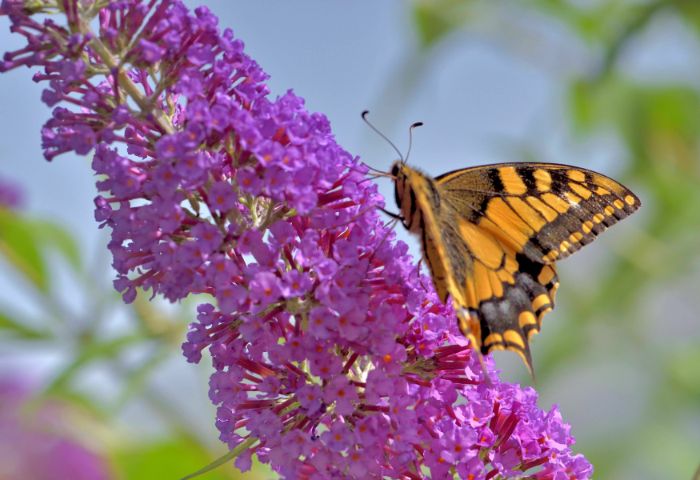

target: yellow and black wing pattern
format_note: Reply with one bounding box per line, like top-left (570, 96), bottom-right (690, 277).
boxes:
top-left (392, 161), bottom-right (640, 374)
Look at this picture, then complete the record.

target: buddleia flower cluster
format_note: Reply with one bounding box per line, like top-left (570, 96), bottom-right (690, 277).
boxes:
top-left (1, 1), bottom-right (593, 478)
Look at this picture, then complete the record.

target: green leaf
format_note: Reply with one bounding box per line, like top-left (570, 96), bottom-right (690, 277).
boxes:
top-left (0, 209), bottom-right (49, 291)
top-left (112, 438), bottom-right (268, 480)
top-left (41, 387), bottom-right (110, 420)
top-left (675, 2), bottom-right (700, 39)
top-left (633, 423), bottom-right (700, 480)
top-left (42, 334), bottom-right (148, 395)
top-left (412, 0), bottom-right (472, 48)
top-left (668, 346), bottom-right (700, 399)
top-left (113, 347), bottom-right (170, 410)
top-left (180, 447), bottom-right (242, 480)
top-left (27, 219), bottom-right (82, 271)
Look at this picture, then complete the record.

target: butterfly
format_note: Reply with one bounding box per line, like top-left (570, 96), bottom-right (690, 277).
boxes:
top-left (389, 159), bottom-right (640, 374)
top-left (362, 111), bottom-right (641, 377)
top-left (361, 111), bottom-right (640, 374)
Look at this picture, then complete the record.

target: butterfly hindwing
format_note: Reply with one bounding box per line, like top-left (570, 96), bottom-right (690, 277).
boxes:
top-left (392, 161), bottom-right (639, 374)
top-left (470, 253), bottom-right (559, 372)
top-left (452, 215), bottom-right (559, 373)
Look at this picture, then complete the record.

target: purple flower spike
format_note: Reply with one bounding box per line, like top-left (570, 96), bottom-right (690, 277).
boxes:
top-left (1, 1), bottom-right (592, 478)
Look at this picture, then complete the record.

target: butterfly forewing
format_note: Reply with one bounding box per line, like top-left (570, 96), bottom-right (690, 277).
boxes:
top-left (436, 163), bottom-right (640, 264)
top-left (392, 161), bottom-right (640, 374)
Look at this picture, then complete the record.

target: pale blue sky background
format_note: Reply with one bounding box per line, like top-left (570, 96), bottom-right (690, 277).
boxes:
top-left (1, 2), bottom-right (699, 479)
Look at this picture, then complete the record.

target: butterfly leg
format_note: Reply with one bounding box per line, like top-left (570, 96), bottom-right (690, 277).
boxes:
top-left (378, 207), bottom-right (403, 221)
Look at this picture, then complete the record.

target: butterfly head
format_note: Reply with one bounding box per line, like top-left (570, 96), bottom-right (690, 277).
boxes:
top-left (390, 161), bottom-right (403, 178)
top-left (389, 161), bottom-right (412, 196)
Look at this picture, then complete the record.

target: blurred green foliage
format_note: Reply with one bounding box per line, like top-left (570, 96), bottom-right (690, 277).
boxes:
top-left (410, 1), bottom-right (700, 478)
top-left (0, 206), bottom-right (269, 478)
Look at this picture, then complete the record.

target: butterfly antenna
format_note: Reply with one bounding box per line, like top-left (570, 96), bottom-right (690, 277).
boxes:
top-left (361, 110), bottom-right (405, 163)
top-left (404, 121), bottom-right (424, 165)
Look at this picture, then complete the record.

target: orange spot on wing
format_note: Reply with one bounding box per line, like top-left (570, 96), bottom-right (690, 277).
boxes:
top-left (526, 196), bottom-right (558, 222)
top-left (567, 170), bottom-right (586, 182)
top-left (472, 261), bottom-right (493, 303)
top-left (507, 197), bottom-right (546, 230)
top-left (488, 268), bottom-right (504, 298)
top-left (537, 266), bottom-right (556, 285)
top-left (499, 166), bottom-right (527, 195)
top-left (518, 311), bottom-right (537, 329)
top-left (542, 193), bottom-right (570, 214)
top-left (483, 198), bottom-right (533, 247)
top-left (497, 269), bottom-right (514, 284)
top-left (564, 191), bottom-right (582, 204)
top-left (458, 220), bottom-right (504, 269)
top-left (549, 282), bottom-right (559, 299)
top-left (545, 250), bottom-right (559, 262)
top-left (569, 182), bottom-right (593, 200)
top-left (503, 329), bottom-right (525, 349)
top-left (569, 232), bottom-right (583, 243)
top-left (484, 333), bottom-right (504, 349)
top-left (532, 294), bottom-right (551, 312)
top-left (534, 169), bottom-right (552, 192)
top-left (592, 173), bottom-right (626, 196)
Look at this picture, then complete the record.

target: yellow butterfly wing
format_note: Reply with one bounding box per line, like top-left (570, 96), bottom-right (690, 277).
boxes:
top-left (435, 163), bottom-right (641, 264)
top-left (393, 162), bottom-right (640, 374)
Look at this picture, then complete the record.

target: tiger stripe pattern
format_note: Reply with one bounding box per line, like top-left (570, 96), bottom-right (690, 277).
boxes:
top-left (391, 161), bottom-right (640, 374)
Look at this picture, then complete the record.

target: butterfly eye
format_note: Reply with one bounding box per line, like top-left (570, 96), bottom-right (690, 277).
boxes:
top-left (391, 164), bottom-right (400, 177)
